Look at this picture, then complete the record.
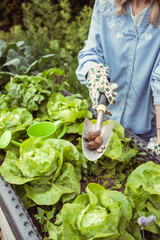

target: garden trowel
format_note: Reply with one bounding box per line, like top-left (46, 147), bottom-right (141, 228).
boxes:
top-left (82, 93), bottom-right (114, 161)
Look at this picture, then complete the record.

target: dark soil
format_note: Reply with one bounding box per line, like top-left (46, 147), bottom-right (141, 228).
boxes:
top-left (0, 158), bottom-right (4, 165)
top-left (27, 207), bottom-right (48, 239)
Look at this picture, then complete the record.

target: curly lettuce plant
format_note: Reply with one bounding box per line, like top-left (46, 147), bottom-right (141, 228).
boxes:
top-left (0, 138), bottom-right (81, 208)
top-left (1, 68), bottom-right (65, 112)
top-left (124, 161), bottom-right (160, 238)
top-left (50, 183), bottom-right (134, 240)
top-left (47, 92), bottom-right (92, 133)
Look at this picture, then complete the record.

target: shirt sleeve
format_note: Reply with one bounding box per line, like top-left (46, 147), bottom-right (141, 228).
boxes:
top-left (151, 55), bottom-right (160, 105)
top-left (75, 0), bottom-right (105, 85)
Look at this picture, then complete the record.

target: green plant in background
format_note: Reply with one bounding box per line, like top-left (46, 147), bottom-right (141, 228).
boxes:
top-left (0, 40), bottom-right (33, 86)
top-left (0, 39), bottom-right (55, 88)
top-left (0, 0), bottom-right (24, 31)
top-left (22, 0), bottom-right (60, 58)
top-left (49, 0), bottom-right (92, 100)
top-left (8, 0), bottom-right (62, 62)
top-left (1, 0), bottom-right (93, 101)
top-left (0, 68), bottom-right (65, 112)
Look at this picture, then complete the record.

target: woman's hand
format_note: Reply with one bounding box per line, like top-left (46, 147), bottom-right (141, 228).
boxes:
top-left (152, 105), bottom-right (160, 156)
top-left (87, 63), bottom-right (118, 116)
top-left (151, 143), bottom-right (160, 157)
top-left (152, 129), bottom-right (160, 157)
top-left (148, 136), bottom-right (160, 157)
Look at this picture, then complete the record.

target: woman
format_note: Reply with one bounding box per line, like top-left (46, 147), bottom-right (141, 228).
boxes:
top-left (76, 0), bottom-right (160, 154)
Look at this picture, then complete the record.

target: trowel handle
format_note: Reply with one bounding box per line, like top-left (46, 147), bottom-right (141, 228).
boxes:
top-left (98, 92), bottom-right (109, 106)
top-left (97, 93), bottom-right (109, 113)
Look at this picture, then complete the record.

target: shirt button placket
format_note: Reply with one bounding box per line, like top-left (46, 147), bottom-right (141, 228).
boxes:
top-left (122, 35), bottom-right (138, 115)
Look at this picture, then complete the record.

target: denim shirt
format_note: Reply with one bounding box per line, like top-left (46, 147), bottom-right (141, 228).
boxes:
top-left (76, 0), bottom-right (160, 135)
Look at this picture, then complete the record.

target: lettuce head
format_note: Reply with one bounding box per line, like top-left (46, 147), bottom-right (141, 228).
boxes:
top-left (125, 161), bottom-right (160, 234)
top-left (52, 183), bottom-right (133, 240)
top-left (47, 93), bottom-right (92, 133)
top-left (0, 137), bottom-right (81, 207)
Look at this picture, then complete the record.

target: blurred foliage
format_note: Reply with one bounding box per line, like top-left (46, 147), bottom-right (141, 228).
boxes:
top-left (0, 0), bottom-right (94, 31)
top-left (0, 0), bottom-right (26, 31)
top-left (0, 39), bottom-right (55, 88)
top-left (0, 0), bottom-right (94, 101)
top-left (0, 39), bottom-right (33, 86)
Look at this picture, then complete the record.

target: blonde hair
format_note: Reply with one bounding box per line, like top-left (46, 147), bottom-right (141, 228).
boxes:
top-left (116, 0), bottom-right (160, 27)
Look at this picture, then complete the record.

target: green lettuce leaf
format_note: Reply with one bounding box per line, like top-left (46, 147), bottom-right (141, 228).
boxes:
top-left (0, 151), bottom-right (34, 184)
top-left (47, 138), bottom-right (80, 165)
top-left (125, 161), bottom-right (160, 207)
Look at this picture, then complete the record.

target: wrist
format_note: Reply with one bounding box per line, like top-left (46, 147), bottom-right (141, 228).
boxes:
top-left (87, 63), bottom-right (110, 79)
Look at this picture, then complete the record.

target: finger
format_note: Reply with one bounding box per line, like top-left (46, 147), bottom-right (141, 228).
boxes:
top-left (111, 83), bottom-right (118, 90)
top-left (92, 102), bottom-right (97, 110)
top-left (112, 92), bottom-right (118, 97)
top-left (109, 99), bottom-right (115, 105)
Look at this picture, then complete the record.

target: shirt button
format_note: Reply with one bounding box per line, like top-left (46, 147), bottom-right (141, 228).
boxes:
top-left (145, 33), bottom-right (152, 39)
top-left (117, 32), bottom-right (123, 38)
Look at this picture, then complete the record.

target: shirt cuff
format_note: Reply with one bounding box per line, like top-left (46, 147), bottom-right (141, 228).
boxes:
top-left (76, 61), bottom-right (97, 85)
top-left (151, 64), bottom-right (160, 105)
top-left (153, 97), bottom-right (160, 105)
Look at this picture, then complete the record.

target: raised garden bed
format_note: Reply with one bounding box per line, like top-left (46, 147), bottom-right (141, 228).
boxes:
top-left (0, 127), bottom-right (160, 240)
top-left (0, 175), bottom-right (42, 240)
top-left (1, 78), bottom-right (160, 240)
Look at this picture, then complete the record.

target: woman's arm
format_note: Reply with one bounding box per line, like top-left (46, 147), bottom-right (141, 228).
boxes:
top-left (151, 55), bottom-right (160, 144)
top-left (155, 105), bottom-right (160, 144)
top-left (76, 0), bottom-right (104, 84)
